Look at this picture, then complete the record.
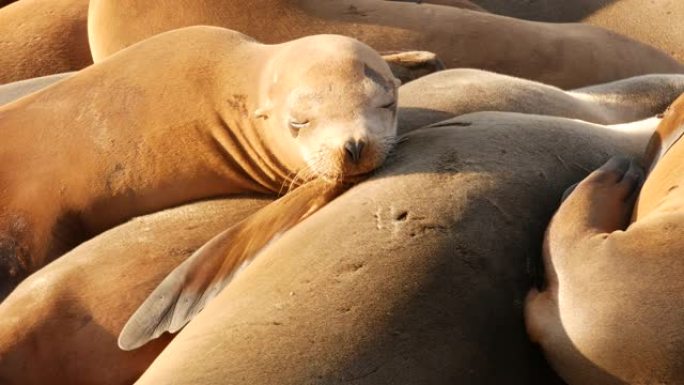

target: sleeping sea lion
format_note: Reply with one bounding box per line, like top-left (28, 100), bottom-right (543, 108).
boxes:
top-left (0, 26), bottom-right (399, 298)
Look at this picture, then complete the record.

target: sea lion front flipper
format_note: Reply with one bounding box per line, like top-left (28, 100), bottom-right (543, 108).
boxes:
top-left (118, 179), bottom-right (348, 351)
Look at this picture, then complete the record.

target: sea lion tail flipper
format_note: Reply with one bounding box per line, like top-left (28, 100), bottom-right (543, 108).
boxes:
top-left (118, 179), bottom-right (347, 351)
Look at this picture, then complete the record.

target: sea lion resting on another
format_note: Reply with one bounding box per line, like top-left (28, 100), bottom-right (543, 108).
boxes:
top-left (128, 111), bottom-right (652, 385)
top-left (526, 94), bottom-right (684, 384)
top-left (0, 26), bottom-right (400, 299)
top-left (87, 0), bottom-right (684, 88)
top-left (120, 65), bottom-right (680, 350)
top-left (398, 69), bottom-right (684, 133)
top-left (0, 70), bottom-right (667, 381)
top-left (1, 113), bottom-right (651, 384)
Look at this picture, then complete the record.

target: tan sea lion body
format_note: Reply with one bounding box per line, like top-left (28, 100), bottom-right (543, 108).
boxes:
top-left (398, 69), bottom-right (684, 133)
top-left (0, 26), bottom-right (399, 298)
top-left (0, 0), bottom-right (90, 84)
top-left (127, 112), bottom-right (654, 385)
top-left (0, 197), bottom-right (270, 385)
top-left (526, 94), bottom-right (684, 384)
top-left (87, 0), bottom-right (684, 89)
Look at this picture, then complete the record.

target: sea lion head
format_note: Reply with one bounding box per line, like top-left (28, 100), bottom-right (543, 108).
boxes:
top-left (255, 35), bottom-right (400, 183)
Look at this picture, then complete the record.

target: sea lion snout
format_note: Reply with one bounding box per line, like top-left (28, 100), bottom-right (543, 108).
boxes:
top-left (344, 139), bottom-right (365, 164)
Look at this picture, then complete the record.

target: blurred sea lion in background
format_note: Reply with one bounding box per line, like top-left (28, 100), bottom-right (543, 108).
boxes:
top-left (0, 0), bottom-right (90, 84)
top-left (459, 0), bottom-right (684, 62)
top-left (87, 0), bottom-right (684, 88)
top-left (0, 0), bottom-right (440, 85)
top-left (583, 0), bottom-right (684, 62)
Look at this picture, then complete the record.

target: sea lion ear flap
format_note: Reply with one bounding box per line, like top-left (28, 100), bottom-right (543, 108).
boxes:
top-left (254, 106), bottom-right (271, 119)
top-left (381, 50), bottom-right (445, 84)
top-left (118, 179), bottom-right (348, 351)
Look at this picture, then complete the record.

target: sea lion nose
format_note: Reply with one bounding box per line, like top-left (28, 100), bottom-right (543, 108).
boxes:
top-left (344, 139), bottom-right (365, 163)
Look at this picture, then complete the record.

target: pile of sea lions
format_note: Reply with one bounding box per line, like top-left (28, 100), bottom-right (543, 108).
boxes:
top-left (1, 1), bottom-right (684, 384)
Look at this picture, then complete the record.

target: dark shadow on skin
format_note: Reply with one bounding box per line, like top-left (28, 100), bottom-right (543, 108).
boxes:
top-left (0, 240), bottom-right (27, 302)
top-left (460, 0), bottom-right (617, 22)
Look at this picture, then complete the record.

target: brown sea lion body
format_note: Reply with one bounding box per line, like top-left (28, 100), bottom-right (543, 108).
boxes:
top-left (526, 94), bottom-right (684, 384)
top-left (0, 26), bottom-right (399, 299)
top-left (0, 0), bottom-right (90, 84)
top-left (128, 112), bottom-right (652, 385)
top-left (398, 69), bottom-right (684, 133)
top-left (87, 0), bottom-right (684, 88)
top-left (0, 197), bottom-right (270, 385)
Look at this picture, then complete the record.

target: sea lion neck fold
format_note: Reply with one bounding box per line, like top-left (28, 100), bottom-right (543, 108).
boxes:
top-left (211, 46), bottom-right (297, 193)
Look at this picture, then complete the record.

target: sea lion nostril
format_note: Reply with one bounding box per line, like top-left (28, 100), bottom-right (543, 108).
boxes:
top-left (344, 140), bottom-right (365, 163)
